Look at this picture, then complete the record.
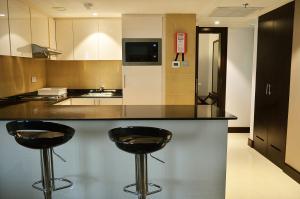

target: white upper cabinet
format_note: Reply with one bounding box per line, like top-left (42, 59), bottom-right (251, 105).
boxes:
top-left (56, 19), bottom-right (74, 60)
top-left (0, 0), bottom-right (10, 55)
top-left (122, 15), bottom-right (163, 38)
top-left (73, 19), bottom-right (98, 60)
top-left (8, 0), bottom-right (32, 57)
top-left (48, 18), bottom-right (56, 49)
top-left (30, 8), bottom-right (49, 47)
top-left (98, 18), bottom-right (122, 60)
top-left (55, 18), bottom-right (122, 60)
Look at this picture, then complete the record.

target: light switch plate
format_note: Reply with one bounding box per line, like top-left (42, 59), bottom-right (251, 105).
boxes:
top-left (31, 76), bottom-right (37, 83)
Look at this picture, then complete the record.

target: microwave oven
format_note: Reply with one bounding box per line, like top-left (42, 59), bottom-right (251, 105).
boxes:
top-left (122, 38), bottom-right (162, 66)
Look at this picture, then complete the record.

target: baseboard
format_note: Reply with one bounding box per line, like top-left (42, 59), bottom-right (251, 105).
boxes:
top-left (283, 163), bottom-right (300, 184)
top-left (248, 138), bottom-right (254, 148)
top-left (228, 127), bottom-right (250, 133)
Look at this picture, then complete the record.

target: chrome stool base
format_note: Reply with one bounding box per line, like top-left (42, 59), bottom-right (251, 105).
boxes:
top-left (33, 148), bottom-right (73, 199)
top-left (32, 178), bottom-right (73, 192)
top-left (124, 182), bottom-right (162, 196)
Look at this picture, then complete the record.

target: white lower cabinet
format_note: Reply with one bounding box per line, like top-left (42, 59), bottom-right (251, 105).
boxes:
top-left (99, 98), bottom-right (123, 105)
top-left (71, 98), bottom-right (95, 105)
top-left (55, 99), bottom-right (72, 105)
top-left (55, 98), bottom-right (123, 105)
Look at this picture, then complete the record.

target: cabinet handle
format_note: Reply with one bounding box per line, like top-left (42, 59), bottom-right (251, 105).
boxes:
top-left (268, 84), bottom-right (271, 96)
top-left (265, 84), bottom-right (269, 96)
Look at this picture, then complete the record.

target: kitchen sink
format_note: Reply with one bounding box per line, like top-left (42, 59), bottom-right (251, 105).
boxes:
top-left (81, 92), bottom-right (113, 97)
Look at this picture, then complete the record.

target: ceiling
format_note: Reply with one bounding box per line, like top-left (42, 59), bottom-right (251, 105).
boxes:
top-left (25, 0), bottom-right (293, 27)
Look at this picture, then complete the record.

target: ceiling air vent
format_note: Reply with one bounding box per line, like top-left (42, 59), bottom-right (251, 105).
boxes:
top-left (209, 7), bottom-right (263, 17)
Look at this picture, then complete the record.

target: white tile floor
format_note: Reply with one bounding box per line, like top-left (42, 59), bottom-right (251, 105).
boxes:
top-left (226, 133), bottom-right (300, 199)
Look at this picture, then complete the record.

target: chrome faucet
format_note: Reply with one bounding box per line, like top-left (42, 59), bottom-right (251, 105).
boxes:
top-left (99, 86), bottom-right (104, 92)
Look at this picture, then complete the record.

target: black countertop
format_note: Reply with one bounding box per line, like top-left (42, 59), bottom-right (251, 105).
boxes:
top-left (0, 100), bottom-right (236, 120)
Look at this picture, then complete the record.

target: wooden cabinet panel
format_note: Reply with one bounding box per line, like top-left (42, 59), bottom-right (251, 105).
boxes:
top-left (254, 2), bottom-right (294, 168)
top-left (8, 0), bottom-right (32, 57)
top-left (56, 19), bottom-right (74, 60)
top-left (0, 0), bottom-right (10, 55)
top-left (30, 8), bottom-right (49, 47)
top-left (73, 19), bottom-right (98, 60)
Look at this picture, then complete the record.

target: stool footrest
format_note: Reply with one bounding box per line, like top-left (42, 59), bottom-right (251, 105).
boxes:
top-left (32, 178), bottom-right (73, 192)
top-left (123, 183), bottom-right (162, 196)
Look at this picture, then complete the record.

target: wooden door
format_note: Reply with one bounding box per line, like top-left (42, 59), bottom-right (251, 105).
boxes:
top-left (254, 12), bottom-right (274, 155)
top-left (267, 2), bottom-right (294, 167)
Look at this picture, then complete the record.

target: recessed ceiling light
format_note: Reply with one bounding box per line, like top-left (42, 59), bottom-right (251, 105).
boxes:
top-left (52, 6), bottom-right (66, 11)
top-left (214, 21), bottom-right (220, 25)
top-left (92, 12), bottom-right (98, 16)
top-left (0, 13), bottom-right (5, 17)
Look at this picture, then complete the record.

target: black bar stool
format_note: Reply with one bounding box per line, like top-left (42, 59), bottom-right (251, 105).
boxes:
top-left (109, 126), bottom-right (172, 199)
top-left (6, 121), bottom-right (75, 199)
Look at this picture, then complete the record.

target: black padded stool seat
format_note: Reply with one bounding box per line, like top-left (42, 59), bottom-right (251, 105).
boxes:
top-left (109, 126), bottom-right (172, 154)
top-left (6, 121), bottom-right (75, 149)
top-left (6, 120), bottom-right (75, 199)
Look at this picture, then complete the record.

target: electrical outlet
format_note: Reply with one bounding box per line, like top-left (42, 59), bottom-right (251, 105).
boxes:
top-left (172, 61), bottom-right (181, 68)
top-left (31, 76), bottom-right (37, 83)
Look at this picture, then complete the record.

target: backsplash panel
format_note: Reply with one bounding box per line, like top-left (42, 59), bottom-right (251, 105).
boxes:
top-left (0, 55), bottom-right (46, 98)
top-left (46, 60), bottom-right (122, 89)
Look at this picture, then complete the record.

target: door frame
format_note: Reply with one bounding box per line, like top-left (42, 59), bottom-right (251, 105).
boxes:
top-left (195, 27), bottom-right (228, 111)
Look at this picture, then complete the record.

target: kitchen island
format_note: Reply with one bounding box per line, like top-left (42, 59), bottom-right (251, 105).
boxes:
top-left (0, 102), bottom-right (236, 199)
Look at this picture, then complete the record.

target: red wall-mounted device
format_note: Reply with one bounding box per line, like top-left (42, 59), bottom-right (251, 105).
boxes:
top-left (175, 32), bottom-right (187, 53)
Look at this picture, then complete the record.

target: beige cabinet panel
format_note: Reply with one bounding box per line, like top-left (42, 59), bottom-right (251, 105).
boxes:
top-left (98, 18), bottom-right (122, 60)
top-left (8, 0), bottom-right (32, 57)
top-left (56, 19), bottom-right (74, 60)
top-left (0, 0), bottom-right (10, 55)
top-left (73, 19), bottom-right (98, 60)
top-left (30, 8), bottom-right (48, 47)
top-left (71, 98), bottom-right (95, 105)
top-left (100, 98), bottom-right (123, 105)
top-left (123, 66), bottom-right (162, 105)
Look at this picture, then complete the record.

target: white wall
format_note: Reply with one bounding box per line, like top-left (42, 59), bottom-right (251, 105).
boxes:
top-left (249, 20), bottom-right (258, 139)
top-left (198, 34), bottom-right (219, 97)
top-left (226, 28), bottom-right (254, 127)
top-left (286, 0), bottom-right (300, 172)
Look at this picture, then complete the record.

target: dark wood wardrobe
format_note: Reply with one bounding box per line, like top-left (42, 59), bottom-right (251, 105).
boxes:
top-left (254, 1), bottom-right (294, 168)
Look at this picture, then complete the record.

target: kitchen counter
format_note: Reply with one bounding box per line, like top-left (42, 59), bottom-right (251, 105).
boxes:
top-left (0, 99), bottom-right (236, 199)
top-left (0, 101), bottom-right (236, 120)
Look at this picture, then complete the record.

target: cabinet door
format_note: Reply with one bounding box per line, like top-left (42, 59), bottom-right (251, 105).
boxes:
top-left (56, 19), bottom-right (74, 60)
top-left (100, 98), bottom-right (123, 105)
top-left (266, 2), bottom-right (294, 167)
top-left (48, 18), bottom-right (56, 49)
top-left (73, 19), bottom-right (98, 60)
top-left (0, 0), bottom-right (10, 55)
top-left (98, 18), bottom-right (122, 60)
top-left (123, 66), bottom-right (162, 105)
top-left (8, 0), bottom-right (32, 57)
top-left (30, 8), bottom-right (49, 47)
top-left (254, 12), bottom-right (274, 155)
top-left (71, 98), bottom-right (95, 105)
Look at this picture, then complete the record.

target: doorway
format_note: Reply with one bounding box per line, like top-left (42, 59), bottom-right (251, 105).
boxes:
top-left (195, 27), bottom-right (228, 111)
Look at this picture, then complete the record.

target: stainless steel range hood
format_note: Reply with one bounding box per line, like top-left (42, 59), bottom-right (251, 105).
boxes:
top-left (32, 44), bottom-right (62, 58)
